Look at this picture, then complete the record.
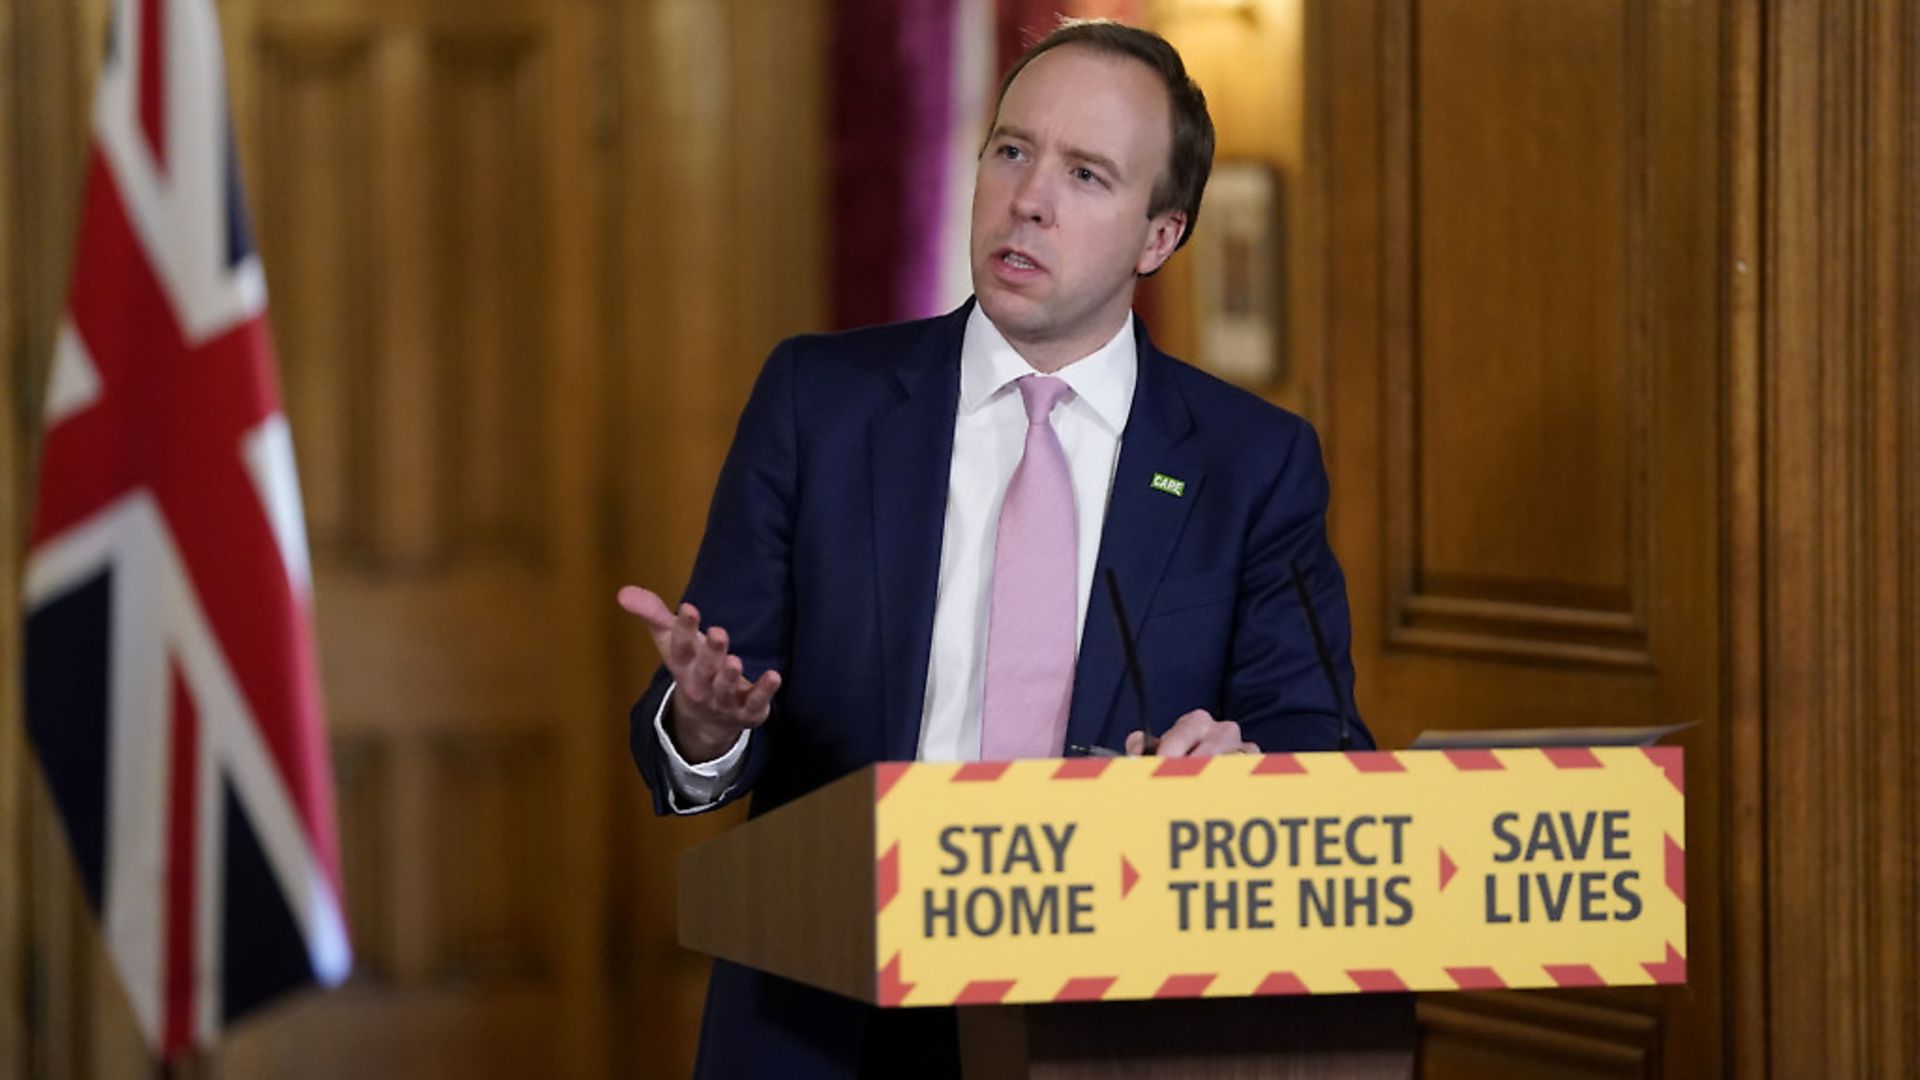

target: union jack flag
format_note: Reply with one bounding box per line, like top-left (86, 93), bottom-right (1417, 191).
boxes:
top-left (23, 0), bottom-right (350, 1058)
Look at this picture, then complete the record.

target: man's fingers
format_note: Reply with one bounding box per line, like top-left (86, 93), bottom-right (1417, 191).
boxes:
top-left (710, 655), bottom-right (749, 709)
top-left (620, 590), bottom-right (779, 724)
top-left (703, 663), bottom-right (779, 730)
top-left (686, 626), bottom-right (727, 690)
top-left (1155, 710), bottom-right (1213, 757)
top-left (1190, 720), bottom-right (1246, 757)
top-left (1154, 710), bottom-right (1248, 757)
top-left (740, 670), bottom-right (782, 722)
top-left (664, 605), bottom-right (703, 668)
top-left (1156, 729), bottom-right (1198, 756)
top-left (1124, 730), bottom-right (1146, 756)
top-left (617, 585), bottom-right (676, 635)
top-left (619, 588), bottom-right (722, 685)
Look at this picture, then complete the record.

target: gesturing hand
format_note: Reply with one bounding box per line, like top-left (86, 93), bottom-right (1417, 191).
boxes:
top-left (618, 585), bottom-right (782, 764)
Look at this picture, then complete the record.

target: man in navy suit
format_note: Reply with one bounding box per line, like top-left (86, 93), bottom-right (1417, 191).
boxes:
top-left (621, 20), bottom-right (1372, 1078)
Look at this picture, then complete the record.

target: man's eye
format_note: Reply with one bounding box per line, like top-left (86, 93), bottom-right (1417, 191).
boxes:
top-left (1073, 166), bottom-right (1104, 185)
top-left (997, 144), bottom-right (1024, 160)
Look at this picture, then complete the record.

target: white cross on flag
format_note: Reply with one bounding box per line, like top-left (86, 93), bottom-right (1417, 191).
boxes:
top-left (23, 0), bottom-right (351, 1058)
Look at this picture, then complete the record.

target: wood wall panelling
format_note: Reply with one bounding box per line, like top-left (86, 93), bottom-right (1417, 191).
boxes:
top-left (8, 2), bottom-right (145, 1077)
top-left (1341, 0), bottom-right (1724, 743)
top-left (610, 2), bottom-right (828, 1076)
top-left (1721, 1), bottom-right (1768, 1072)
top-left (1858, 8), bottom-right (1919, 1069)
top-left (427, 730), bottom-right (556, 982)
top-left (1756, 1), bottom-right (1920, 1075)
top-left (1419, 991), bottom-right (1660, 1079)
top-left (428, 28), bottom-right (549, 568)
top-left (327, 735), bottom-right (390, 985)
top-left (254, 26), bottom-right (379, 564)
top-left (1319, 0), bottom-right (1726, 1076)
top-left (6, 0), bottom-right (832, 1077)
top-left (2, 0), bottom-right (24, 1070)
top-left (1389, 0), bottom-right (1650, 669)
top-left (219, 2), bottom-right (612, 1077)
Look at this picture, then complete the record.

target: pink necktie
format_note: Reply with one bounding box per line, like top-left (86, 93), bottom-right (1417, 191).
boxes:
top-left (981, 375), bottom-right (1077, 760)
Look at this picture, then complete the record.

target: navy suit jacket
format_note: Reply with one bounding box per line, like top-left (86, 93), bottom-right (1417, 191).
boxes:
top-left (629, 302), bottom-right (1371, 1078)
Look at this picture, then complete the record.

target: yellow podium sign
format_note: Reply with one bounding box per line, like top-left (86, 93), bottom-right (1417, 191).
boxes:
top-left (871, 748), bottom-right (1685, 1007)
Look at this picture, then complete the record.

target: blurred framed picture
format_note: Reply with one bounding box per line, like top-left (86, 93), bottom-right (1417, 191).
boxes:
top-left (1192, 161), bottom-right (1283, 387)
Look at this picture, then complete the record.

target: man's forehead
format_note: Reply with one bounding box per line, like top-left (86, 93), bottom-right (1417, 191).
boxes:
top-left (995, 46), bottom-right (1171, 151)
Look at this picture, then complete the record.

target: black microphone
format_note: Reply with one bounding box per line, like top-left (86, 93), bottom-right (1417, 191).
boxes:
top-left (1102, 568), bottom-right (1160, 755)
top-left (1288, 558), bottom-right (1356, 751)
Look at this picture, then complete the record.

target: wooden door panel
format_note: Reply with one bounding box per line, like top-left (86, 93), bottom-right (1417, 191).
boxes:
top-left (1394, 0), bottom-right (1647, 666)
top-left (1385, 0), bottom-right (1655, 670)
top-left (1317, 0), bottom-right (1724, 1075)
top-left (215, 3), bottom-right (609, 1076)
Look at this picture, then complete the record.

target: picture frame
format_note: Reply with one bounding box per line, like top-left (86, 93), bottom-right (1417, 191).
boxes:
top-left (1191, 160), bottom-right (1284, 388)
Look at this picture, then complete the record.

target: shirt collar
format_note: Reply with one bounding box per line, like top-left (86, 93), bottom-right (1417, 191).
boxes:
top-left (958, 303), bottom-right (1137, 436)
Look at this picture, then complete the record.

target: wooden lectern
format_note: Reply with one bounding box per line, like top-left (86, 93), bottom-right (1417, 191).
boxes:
top-left (678, 749), bottom-right (1684, 1077)
top-left (678, 763), bottom-right (1416, 1079)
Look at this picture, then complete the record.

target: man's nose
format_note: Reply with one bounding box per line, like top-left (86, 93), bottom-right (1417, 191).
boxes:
top-left (1009, 171), bottom-right (1053, 227)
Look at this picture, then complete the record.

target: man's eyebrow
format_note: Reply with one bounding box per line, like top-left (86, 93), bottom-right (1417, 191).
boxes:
top-left (988, 123), bottom-right (1034, 146)
top-left (1066, 147), bottom-right (1125, 180)
top-left (987, 125), bottom-right (1126, 180)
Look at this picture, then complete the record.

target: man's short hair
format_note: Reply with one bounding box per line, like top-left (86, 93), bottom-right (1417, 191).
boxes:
top-left (992, 19), bottom-right (1216, 252)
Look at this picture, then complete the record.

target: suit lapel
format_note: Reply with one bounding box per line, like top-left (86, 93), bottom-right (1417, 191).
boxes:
top-left (1066, 329), bottom-right (1203, 751)
top-left (870, 307), bottom-right (967, 760)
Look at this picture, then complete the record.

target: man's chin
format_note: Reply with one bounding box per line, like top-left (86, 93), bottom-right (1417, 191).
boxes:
top-left (974, 291), bottom-right (1050, 337)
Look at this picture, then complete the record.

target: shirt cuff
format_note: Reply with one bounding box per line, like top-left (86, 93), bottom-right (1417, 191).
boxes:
top-left (653, 683), bottom-right (751, 813)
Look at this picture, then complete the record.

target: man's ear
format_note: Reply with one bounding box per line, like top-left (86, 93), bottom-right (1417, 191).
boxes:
top-left (1135, 210), bottom-right (1188, 276)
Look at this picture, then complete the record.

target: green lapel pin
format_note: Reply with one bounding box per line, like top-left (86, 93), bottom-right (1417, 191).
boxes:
top-left (1149, 472), bottom-right (1186, 497)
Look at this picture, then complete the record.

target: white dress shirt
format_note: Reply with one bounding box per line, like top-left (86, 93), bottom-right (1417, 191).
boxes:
top-left (655, 306), bottom-right (1137, 810)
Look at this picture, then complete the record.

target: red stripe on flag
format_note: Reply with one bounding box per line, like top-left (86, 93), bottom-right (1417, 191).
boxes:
top-left (1152, 757), bottom-right (1209, 777)
top-left (1666, 834), bottom-right (1687, 902)
top-left (1053, 976), bottom-right (1116, 1002)
top-left (953, 762), bottom-right (1011, 782)
top-left (874, 762), bottom-right (909, 801)
top-left (1543, 747), bottom-right (1603, 769)
top-left (1155, 974), bottom-right (1216, 998)
top-left (1347, 752), bottom-right (1406, 773)
top-left (40, 153), bottom-right (344, 890)
top-left (1251, 753), bottom-right (1306, 775)
top-left (1254, 972), bottom-right (1309, 996)
top-left (1643, 943), bottom-right (1688, 984)
top-left (1443, 748), bottom-right (1504, 770)
top-left (139, 0), bottom-right (167, 172)
top-left (1445, 967), bottom-right (1507, 990)
top-left (1052, 757), bottom-right (1111, 779)
top-left (876, 843), bottom-right (900, 914)
top-left (1347, 969), bottom-right (1409, 992)
top-left (1643, 745), bottom-right (1685, 792)
top-left (954, 979), bottom-right (1018, 1005)
top-left (1545, 964), bottom-right (1606, 987)
top-left (163, 665), bottom-right (199, 1056)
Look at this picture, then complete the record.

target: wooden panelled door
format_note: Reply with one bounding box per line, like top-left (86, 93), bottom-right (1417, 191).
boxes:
top-left (1314, 0), bottom-right (1727, 1075)
top-left (213, 1), bottom-right (610, 1075)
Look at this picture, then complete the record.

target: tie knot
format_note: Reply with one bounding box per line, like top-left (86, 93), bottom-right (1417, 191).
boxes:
top-left (1016, 375), bottom-right (1073, 424)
